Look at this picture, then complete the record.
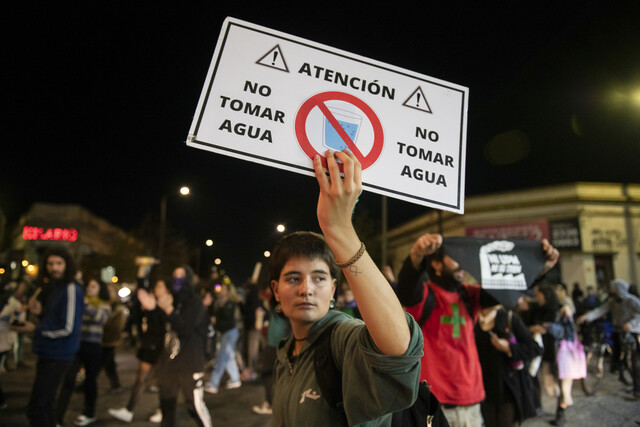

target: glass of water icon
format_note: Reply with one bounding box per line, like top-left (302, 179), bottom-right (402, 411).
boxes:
top-left (323, 108), bottom-right (362, 151)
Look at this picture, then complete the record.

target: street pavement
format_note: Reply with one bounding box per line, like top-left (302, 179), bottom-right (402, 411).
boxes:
top-left (1, 342), bottom-right (639, 426)
top-left (0, 342), bottom-right (272, 427)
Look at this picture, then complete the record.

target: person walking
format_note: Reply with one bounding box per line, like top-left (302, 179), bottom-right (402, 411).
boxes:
top-left (526, 283), bottom-right (575, 426)
top-left (13, 247), bottom-right (85, 427)
top-left (56, 278), bottom-right (111, 426)
top-left (0, 285), bottom-right (22, 409)
top-left (8, 279), bottom-right (30, 369)
top-left (109, 261), bottom-right (166, 423)
top-left (140, 265), bottom-right (211, 427)
top-left (240, 278), bottom-right (262, 382)
top-left (100, 282), bottom-right (127, 391)
top-left (251, 293), bottom-right (290, 416)
top-left (204, 282), bottom-right (243, 393)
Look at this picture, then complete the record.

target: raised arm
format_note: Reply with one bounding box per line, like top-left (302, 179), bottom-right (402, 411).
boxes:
top-left (396, 233), bottom-right (442, 306)
top-left (313, 150), bottom-right (410, 356)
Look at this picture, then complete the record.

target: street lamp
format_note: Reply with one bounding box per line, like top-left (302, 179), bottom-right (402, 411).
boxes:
top-left (205, 239), bottom-right (213, 247)
top-left (158, 186), bottom-right (191, 262)
top-left (276, 224), bottom-right (285, 233)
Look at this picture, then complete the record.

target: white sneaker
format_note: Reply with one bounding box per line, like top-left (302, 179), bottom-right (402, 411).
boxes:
top-left (252, 401), bottom-right (272, 415)
top-left (149, 409), bottom-right (162, 423)
top-left (225, 380), bottom-right (241, 390)
top-left (204, 385), bottom-right (219, 394)
top-left (74, 414), bottom-right (97, 426)
top-left (108, 407), bottom-right (133, 423)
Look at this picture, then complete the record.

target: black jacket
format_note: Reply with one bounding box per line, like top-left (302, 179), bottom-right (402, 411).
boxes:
top-left (158, 291), bottom-right (209, 374)
top-left (475, 309), bottom-right (541, 424)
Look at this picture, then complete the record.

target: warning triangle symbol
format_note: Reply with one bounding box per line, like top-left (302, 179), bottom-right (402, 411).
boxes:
top-left (403, 87), bottom-right (432, 113)
top-left (256, 45), bottom-right (289, 72)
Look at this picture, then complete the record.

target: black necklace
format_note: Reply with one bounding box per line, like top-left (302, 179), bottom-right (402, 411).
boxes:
top-left (293, 336), bottom-right (308, 342)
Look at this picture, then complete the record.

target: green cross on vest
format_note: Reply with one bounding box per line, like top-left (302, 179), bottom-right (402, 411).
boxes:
top-left (441, 302), bottom-right (466, 338)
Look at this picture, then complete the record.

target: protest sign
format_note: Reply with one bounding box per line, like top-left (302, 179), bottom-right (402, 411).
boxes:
top-left (188, 17), bottom-right (469, 212)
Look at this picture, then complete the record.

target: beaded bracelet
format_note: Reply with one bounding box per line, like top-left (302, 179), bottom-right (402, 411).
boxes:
top-left (336, 242), bottom-right (366, 268)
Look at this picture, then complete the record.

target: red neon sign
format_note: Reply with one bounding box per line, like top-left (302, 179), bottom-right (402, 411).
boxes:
top-left (23, 226), bottom-right (78, 242)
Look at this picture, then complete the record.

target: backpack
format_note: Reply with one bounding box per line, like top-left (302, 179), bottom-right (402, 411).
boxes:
top-left (417, 284), bottom-right (437, 327)
top-left (313, 322), bottom-right (449, 427)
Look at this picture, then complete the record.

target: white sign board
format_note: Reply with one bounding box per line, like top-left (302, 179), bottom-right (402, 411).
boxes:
top-left (188, 17), bottom-right (469, 213)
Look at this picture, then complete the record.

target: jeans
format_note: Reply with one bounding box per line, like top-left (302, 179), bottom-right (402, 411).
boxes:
top-left (207, 327), bottom-right (240, 388)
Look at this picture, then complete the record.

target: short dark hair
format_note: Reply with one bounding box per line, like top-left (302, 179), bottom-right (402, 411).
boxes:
top-left (269, 232), bottom-right (340, 312)
top-left (39, 246), bottom-right (77, 284)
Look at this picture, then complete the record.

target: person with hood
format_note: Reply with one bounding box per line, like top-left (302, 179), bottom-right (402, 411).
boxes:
top-left (578, 279), bottom-right (640, 399)
top-left (12, 247), bottom-right (85, 427)
top-left (138, 264), bottom-right (212, 427)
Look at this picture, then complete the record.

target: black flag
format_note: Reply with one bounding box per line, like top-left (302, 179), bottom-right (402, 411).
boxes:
top-left (443, 237), bottom-right (546, 309)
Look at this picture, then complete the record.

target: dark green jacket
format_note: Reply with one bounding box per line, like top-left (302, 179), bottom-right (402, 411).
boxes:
top-left (272, 310), bottom-right (423, 426)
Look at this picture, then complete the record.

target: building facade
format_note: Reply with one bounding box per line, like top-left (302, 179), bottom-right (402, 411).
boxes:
top-left (385, 182), bottom-right (640, 292)
top-left (5, 203), bottom-right (142, 282)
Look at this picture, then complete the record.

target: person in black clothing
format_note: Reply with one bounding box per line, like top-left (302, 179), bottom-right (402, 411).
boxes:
top-left (571, 283), bottom-right (584, 309)
top-left (145, 265), bottom-right (212, 427)
top-left (109, 262), bottom-right (166, 423)
top-left (475, 292), bottom-right (542, 427)
top-left (240, 278), bottom-right (262, 381)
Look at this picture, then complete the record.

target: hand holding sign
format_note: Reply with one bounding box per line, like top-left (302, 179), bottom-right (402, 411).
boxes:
top-left (314, 148), bottom-right (411, 356)
top-left (443, 237), bottom-right (560, 309)
top-left (313, 149), bottom-right (361, 245)
top-left (187, 18), bottom-right (468, 213)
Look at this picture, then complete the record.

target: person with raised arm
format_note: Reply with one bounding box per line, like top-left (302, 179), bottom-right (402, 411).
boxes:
top-left (269, 149), bottom-right (423, 426)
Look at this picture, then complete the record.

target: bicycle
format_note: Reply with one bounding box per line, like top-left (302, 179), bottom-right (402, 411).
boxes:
top-left (619, 331), bottom-right (637, 387)
top-left (581, 320), bottom-right (612, 395)
top-left (580, 320), bottom-right (633, 395)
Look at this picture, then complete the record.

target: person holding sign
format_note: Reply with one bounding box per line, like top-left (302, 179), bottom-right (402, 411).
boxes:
top-left (269, 150), bottom-right (423, 426)
top-left (396, 234), bottom-right (558, 426)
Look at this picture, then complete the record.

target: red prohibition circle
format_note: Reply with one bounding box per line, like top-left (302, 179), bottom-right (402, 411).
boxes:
top-left (295, 91), bottom-right (384, 170)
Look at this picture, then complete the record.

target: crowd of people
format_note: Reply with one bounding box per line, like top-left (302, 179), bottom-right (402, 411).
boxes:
top-left (1, 151), bottom-right (639, 426)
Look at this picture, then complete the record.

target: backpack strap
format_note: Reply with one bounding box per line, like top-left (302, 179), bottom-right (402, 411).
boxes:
top-left (417, 284), bottom-right (436, 327)
top-left (313, 322), bottom-right (345, 415)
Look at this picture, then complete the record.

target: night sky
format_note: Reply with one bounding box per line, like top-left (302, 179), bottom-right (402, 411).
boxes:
top-left (3, 1), bottom-right (639, 281)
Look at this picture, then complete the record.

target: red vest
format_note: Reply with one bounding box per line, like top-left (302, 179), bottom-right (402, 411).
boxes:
top-left (405, 281), bottom-right (485, 405)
